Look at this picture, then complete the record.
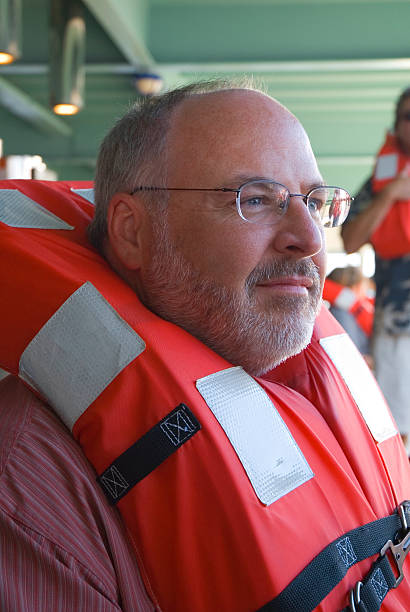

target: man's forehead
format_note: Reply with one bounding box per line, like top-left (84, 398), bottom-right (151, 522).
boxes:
top-left (167, 89), bottom-right (302, 159)
top-left (165, 89), bottom-right (316, 187)
top-left (171, 88), bottom-right (293, 130)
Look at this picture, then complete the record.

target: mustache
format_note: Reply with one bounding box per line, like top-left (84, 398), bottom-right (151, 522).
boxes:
top-left (245, 259), bottom-right (321, 291)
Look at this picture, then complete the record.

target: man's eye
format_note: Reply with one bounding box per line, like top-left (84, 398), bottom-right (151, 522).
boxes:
top-left (242, 195), bottom-right (266, 207)
top-left (308, 198), bottom-right (324, 212)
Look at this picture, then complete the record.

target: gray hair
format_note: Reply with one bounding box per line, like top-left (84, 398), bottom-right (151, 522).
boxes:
top-left (88, 78), bottom-right (254, 251)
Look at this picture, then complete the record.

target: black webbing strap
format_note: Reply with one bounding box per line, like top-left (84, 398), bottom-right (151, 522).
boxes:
top-left (258, 503), bottom-right (410, 612)
top-left (97, 403), bottom-right (201, 504)
top-left (341, 524), bottom-right (410, 612)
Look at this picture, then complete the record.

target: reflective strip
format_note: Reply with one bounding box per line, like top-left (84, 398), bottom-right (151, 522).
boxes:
top-left (196, 366), bottom-right (313, 506)
top-left (334, 287), bottom-right (356, 311)
top-left (71, 187), bottom-right (95, 204)
top-left (19, 282), bottom-right (145, 430)
top-left (320, 334), bottom-right (397, 443)
top-left (375, 153), bottom-right (398, 180)
top-left (0, 189), bottom-right (74, 229)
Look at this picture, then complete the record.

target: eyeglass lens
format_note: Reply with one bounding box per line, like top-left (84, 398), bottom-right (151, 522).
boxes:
top-left (238, 181), bottom-right (350, 228)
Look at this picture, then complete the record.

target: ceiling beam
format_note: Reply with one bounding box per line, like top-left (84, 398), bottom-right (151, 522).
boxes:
top-left (3, 57), bottom-right (410, 76)
top-left (82, 0), bottom-right (154, 68)
top-left (158, 58), bottom-right (410, 75)
top-left (151, 0), bottom-right (409, 4)
top-left (0, 76), bottom-right (72, 136)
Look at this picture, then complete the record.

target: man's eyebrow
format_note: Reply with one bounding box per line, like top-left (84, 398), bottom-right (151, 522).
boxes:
top-left (308, 180), bottom-right (326, 189)
top-left (221, 175), bottom-right (326, 191)
top-left (220, 174), bottom-right (280, 187)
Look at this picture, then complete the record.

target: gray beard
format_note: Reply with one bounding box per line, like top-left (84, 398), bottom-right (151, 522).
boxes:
top-left (139, 214), bottom-right (321, 376)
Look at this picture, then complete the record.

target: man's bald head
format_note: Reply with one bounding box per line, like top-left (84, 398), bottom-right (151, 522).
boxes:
top-left (89, 80), bottom-right (261, 252)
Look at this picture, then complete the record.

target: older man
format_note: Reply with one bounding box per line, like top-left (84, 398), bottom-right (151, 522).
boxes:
top-left (92, 85), bottom-right (325, 374)
top-left (0, 81), bottom-right (409, 612)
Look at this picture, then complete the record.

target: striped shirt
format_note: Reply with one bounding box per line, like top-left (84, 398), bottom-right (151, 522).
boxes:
top-left (0, 375), bottom-right (155, 612)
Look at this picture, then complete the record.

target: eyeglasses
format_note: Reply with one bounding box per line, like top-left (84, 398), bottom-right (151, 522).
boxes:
top-left (131, 179), bottom-right (352, 228)
top-left (399, 111), bottom-right (410, 122)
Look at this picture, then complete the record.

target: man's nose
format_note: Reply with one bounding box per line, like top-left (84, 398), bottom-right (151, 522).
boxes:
top-left (272, 195), bottom-right (323, 257)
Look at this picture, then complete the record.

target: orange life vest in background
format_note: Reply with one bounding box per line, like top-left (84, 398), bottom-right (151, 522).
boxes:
top-left (1, 180), bottom-right (409, 612)
top-left (371, 132), bottom-right (410, 258)
top-left (322, 277), bottom-right (374, 336)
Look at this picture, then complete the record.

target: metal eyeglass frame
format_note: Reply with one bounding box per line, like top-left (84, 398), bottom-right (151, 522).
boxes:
top-left (130, 179), bottom-right (353, 227)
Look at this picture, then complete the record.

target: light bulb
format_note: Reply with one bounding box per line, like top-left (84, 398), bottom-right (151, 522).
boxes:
top-left (0, 52), bottom-right (15, 65)
top-left (53, 103), bottom-right (79, 116)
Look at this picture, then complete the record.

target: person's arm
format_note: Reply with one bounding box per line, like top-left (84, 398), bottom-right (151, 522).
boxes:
top-left (0, 375), bottom-right (154, 612)
top-left (342, 173), bottom-right (410, 254)
top-left (0, 511), bottom-right (127, 612)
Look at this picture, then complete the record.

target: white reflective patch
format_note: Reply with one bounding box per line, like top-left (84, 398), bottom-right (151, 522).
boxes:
top-left (374, 154), bottom-right (398, 180)
top-left (196, 366), bottom-right (314, 506)
top-left (320, 334), bottom-right (397, 442)
top-left (71, 187), bottom-right (95, 204)
top-left (0, 189), bottom-right (74, 229)
top-left (19, 282), bottom-right (145, 430)
top-left (334, 287), bottom-right (356, 311)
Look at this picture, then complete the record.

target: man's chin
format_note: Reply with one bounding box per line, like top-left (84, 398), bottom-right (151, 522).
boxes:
top-left (256, 292), bottom-right (315, 315)
top-left (252, 331), bottom-right (314, 377)
top-left (258, 334), bottom-right (312, 376)
top-left (223, 312), bottom-right (316, 378)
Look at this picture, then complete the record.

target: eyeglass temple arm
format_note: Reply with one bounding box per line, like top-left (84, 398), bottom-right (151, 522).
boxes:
top-left (131, 186), bottom-right (239, 195)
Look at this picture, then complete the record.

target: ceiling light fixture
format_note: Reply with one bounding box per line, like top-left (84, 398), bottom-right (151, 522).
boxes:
top-left (50, 0), bottom-right (85, 116)
top-left (0, 0), bottom-right (21, 65)
top-left (133, 72), bottom-right (163, 96)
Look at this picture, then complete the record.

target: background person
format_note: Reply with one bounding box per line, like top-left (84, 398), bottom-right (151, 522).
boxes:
top-left (342, 87), bottom-right (410, 449)
top-left (323, 265), bottom-right (374, 363)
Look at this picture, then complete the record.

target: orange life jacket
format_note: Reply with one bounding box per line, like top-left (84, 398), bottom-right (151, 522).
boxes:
top-left (322, 277), bottom-right (374, 336)
top-left (371, 132), bottom-right (410, 258)
top-left (1, 179), bottom-right (409, 612)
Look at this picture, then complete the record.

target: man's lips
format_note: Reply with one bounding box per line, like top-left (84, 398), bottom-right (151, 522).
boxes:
top-left (256, 276), bottom-right (314, 294)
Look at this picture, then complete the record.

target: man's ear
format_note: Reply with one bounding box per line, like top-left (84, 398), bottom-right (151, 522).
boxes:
top-left (107, 193), bottom-right (147, 270)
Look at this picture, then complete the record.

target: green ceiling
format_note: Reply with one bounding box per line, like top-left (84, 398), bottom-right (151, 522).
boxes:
top-left (1, 0), bottom-right (410, 195)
